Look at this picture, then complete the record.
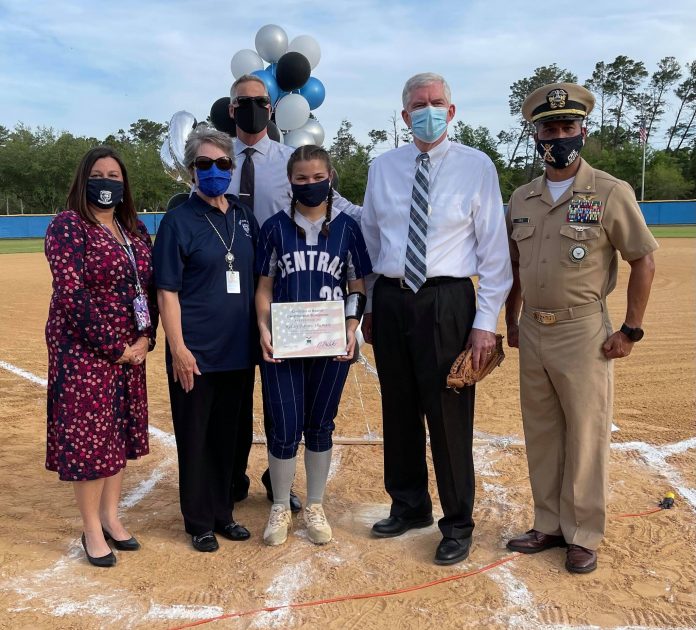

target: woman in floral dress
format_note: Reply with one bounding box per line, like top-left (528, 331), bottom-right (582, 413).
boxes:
top-left (45, 146), bottom-right (157, 567)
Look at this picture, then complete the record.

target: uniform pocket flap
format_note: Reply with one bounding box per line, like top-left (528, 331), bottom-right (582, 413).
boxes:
top-left (560, 225), bottom-right (601, 241)
top-left (511, 225), bottom-right (536, 241)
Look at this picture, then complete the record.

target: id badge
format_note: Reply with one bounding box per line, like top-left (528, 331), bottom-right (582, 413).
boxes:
top-left (132, 294), bottom-right (151, 331)
top-left (226, 270), bottom-right (241, 294)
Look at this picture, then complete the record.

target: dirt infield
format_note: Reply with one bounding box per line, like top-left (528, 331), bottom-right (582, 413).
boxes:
top-left (0, 239), bottom-right (694, 629)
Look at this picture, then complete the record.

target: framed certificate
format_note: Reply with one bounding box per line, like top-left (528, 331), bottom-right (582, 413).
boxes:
top-left (271, 300), bottom-right (347, 359)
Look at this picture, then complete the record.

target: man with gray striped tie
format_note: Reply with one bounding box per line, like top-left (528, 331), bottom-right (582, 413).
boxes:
top-left (361, 72), bottom-right (512, 565)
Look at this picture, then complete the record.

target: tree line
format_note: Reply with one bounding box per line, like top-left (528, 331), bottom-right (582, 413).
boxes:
top-left (1, 55), bottom-right (694, 214)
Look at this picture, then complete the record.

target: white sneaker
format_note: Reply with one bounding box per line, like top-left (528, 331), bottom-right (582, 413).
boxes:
top-left (304, 504), bottom-right (332, 544)
top-left (263, 504), bottom-right (292, 546)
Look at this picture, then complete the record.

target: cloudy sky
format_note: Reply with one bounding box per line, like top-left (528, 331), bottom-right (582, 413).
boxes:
top-left (1, 0), bottom-right (695, 153)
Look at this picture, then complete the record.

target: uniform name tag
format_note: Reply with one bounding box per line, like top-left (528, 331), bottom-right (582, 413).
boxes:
top-left (226, 270), bottom-right (241, 294)
top-left (567, 196), bottom-right (603, 223)
top-left (512, 217), bottom-right (530, 223)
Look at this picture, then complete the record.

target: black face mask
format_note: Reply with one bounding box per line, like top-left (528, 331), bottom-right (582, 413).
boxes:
top-left (86, 178), bottom-right (124, 209)
top-left (234, 99), bottom-right (270, 134)
top-left (536, 133), bottom-right (584, 169)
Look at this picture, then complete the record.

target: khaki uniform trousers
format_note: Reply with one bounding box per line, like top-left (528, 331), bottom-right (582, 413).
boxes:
top-left (519, 304), bottom-right (614, 550)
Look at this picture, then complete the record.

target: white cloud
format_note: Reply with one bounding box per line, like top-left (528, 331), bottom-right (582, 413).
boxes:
top-left (1, 0), bottom-right (695, 148)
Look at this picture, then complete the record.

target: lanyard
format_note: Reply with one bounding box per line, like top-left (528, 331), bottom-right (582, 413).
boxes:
top-left (99, 219), bottom-right (143, 294)
top-left (205, 209), bottom-right (237, 271)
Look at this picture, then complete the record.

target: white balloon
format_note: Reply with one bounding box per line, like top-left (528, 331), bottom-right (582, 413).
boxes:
top-left (275, 94), bottom-right (310, 131)
top-left (283, 129), bottom-right (315, 148)
top-left (254, 24), bottom-right (288, 63)
top-left (288, 35), bottom-right (321, 69)
top-left (159, 137), bottom-right (182, 182)
top-left (230, 49), bottom-right (264, 79)
top-left (168, 110), bottom-right (197, 173)
top-left (300, 119), bottom-right (325, 146)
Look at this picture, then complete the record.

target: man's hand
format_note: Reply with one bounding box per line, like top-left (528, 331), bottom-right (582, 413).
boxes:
top-left (361, 313), bottom-right (373, 345)
top-left (602, 331), bottom-right (634, 360)
top-left (467, 328), bottom-right (496, 371)
top-left (506, 323), bottom-right (519, 348)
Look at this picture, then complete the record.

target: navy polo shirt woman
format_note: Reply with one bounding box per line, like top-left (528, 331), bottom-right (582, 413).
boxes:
top-left (153, 126), bottom-right (258, 552)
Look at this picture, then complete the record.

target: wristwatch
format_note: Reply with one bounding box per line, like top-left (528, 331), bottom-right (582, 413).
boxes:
top-left (620, 323), bottom-right (644, 342)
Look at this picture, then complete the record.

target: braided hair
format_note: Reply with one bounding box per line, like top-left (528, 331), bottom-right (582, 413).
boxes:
top-left (287, 144), bottom-right (334, 239)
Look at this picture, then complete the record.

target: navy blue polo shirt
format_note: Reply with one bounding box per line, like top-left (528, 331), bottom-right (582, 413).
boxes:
top-left (153, 193), bottom-right (259, 373)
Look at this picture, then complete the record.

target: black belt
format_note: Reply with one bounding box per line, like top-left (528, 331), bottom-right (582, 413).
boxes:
top-left (380, 275), bottom-right (470, 290)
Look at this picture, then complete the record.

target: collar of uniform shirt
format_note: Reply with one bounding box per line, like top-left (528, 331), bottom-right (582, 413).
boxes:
top-left (409, 136), bottom-right (452, 183)
top-left (235, 134), bottom-right (271, 157)
top-left (283, 204), bottom-right (343, 246)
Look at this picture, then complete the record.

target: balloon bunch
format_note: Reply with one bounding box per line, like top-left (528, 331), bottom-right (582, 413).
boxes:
top-left (227, 24), bottom-right (326, 147)
top-left (159, 25), bottom-right (327, 189)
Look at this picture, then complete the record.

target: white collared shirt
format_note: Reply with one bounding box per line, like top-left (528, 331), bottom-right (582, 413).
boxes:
top-left (361, 138), bottom-right (512, 332)
top-left (228, 135), bottom-right (362, 226)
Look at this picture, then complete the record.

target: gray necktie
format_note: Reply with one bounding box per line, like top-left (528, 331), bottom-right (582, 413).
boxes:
top-left (404, 152), bottom-right (430, 292)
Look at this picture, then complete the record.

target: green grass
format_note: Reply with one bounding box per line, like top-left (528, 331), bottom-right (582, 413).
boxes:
top-left (649, 226), bottom-right (696, 238)
top-left (0, 238), bottom-right (45, 254)
top-left (0, 225), bottom-right (693, 254)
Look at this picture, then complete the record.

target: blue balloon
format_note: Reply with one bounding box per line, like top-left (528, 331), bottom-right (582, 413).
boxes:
top-left (251, 69), bottom-right (279, 106)
top-left (299, 77), bottom-right (326, 110)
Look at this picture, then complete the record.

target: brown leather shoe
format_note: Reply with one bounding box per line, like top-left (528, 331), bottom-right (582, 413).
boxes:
top-left (506, 529), bottom-right (566, 554)
top-left (565, 544), bottom-right (597, 573)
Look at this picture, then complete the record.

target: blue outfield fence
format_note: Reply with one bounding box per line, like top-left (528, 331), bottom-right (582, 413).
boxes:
top-left (0, 212), bottom-right (165, 239)
top-left (0, 201), bottom-right (694, 239)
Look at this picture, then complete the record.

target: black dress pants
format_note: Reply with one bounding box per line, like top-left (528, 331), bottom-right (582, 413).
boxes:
top-left (231, 369), bottom-right (256, 499)
top-left (372, 276), bottom-right (477, 540)
top-left (168, 369), bottom-right (250, 536)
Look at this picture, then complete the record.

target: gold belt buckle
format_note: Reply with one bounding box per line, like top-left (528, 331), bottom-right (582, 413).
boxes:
top-left (533, 311), bottom-right (557, 325)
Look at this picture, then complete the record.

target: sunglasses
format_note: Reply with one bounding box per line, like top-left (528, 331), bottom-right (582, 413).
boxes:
top-left (194, 156), bottom-right (233, 171)
top-left (232, 95), bottom-right (271, 107)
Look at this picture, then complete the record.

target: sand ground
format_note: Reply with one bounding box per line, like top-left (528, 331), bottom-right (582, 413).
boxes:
top-left (0, 239), bottom-right (694, 629)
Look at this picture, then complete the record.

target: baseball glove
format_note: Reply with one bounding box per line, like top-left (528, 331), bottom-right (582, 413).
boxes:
top-left (446, 334), bottom-right (505, 390)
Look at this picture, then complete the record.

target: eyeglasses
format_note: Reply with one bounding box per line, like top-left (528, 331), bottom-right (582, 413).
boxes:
top-left (193, 156), bottom-right (233, 171)
top-left (232, 95), bottom-right (271, 107)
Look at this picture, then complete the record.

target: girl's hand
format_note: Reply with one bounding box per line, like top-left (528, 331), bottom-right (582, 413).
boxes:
top-left (260, 328), bottom-right (282, 363)
top-left (335, 328), bottom-right (356, 362)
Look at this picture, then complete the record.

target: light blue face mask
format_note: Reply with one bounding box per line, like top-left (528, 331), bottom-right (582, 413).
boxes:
top-left (409, 106), bottom-right (449, 143)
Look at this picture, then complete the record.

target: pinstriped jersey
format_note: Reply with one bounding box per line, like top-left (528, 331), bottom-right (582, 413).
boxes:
top-left (256, 206), bottom-right (373, 303)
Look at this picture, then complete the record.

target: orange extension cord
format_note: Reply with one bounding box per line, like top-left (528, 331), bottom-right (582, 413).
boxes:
top-left (168, 506), bottom-right (670, 630)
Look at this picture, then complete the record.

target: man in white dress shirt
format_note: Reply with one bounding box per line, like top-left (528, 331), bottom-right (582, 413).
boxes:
top-left (227, 74), bottom-right (361, 510)
top-left (361, 73), bottom-right (512, 565)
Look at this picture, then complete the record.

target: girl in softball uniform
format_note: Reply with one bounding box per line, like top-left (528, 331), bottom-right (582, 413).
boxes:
top-left (255, 145), bottom-right (371, 546)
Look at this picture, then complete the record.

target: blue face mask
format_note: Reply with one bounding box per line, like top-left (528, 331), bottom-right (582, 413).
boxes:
top-left (291, 178), bottom-right (331, 207)
top-left (409, 106), bottom-right (449, 143)
top-left (196, 164), bottom-right (231, 198)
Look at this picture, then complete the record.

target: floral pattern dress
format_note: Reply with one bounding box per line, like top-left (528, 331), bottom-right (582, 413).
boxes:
top-left (44, 210), bottom-right (157, 481)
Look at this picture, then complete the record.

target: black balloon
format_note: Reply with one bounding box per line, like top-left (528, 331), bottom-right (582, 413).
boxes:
top-left (166, 192), bottom-right (190, 211)
top-left (275, 52), bottom-right (311, 92)
top-left (210, 97), bottom-right (237, 137)
top-left (267, 120), bottom-right (282, 142)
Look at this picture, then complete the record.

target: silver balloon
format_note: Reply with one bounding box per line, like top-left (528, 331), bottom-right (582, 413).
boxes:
top-left (283, 129), bottom-right (315, 148)
top-left (288, 35), bottom-right (321, 69)
top-left (300, 119), bottom-right (325, 146)
top-left (275, 93), bottom-right (310, 131)
top-left (168, 110), bottom-right (197, 174)
top-left (254, 24), bottom-right (288, 63)
top-left (159, 137), bottom-right (182, 182)
top-left (230, 49), bottom-right (264, 79)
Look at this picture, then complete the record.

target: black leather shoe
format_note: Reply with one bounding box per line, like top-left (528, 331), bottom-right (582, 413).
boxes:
top-left (81, 533), bottom-right (116, 567)
top-left (434, 537), bottom-right (471, 565)
top-left (371, 514), bottom-right (434, 538)
top-left (102, 527), bottom-right (141, 551)
top-left (191, 531), bottom-right (219, 552)
top-left (215, 522), bottom-right (251, 541)
top-left (261, 469), bottom-right (302, 514)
